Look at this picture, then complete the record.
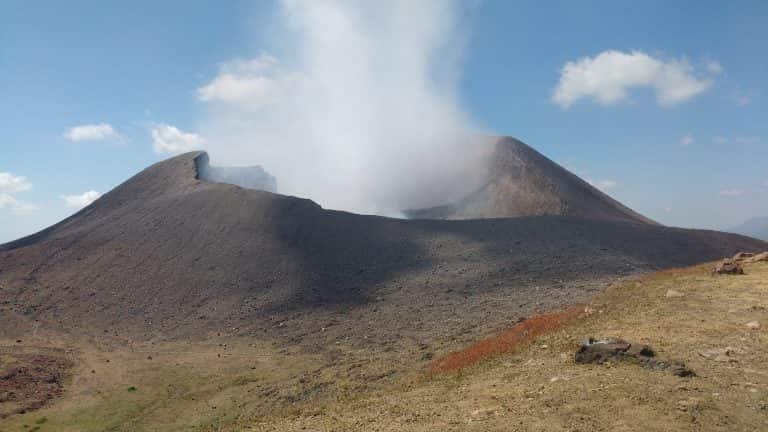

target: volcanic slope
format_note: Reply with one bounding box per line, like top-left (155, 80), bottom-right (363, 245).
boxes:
top-left (0, 143), bottom-right (765, 346)
top-left (406, 136), bottom-right (656, 223)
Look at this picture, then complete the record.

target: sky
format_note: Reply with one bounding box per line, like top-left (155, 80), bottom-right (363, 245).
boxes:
top-left (1, 0), bottom-right (767, 243)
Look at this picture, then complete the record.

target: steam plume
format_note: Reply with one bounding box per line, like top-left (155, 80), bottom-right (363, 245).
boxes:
top-left (197, 0), bottom-right (487, 216)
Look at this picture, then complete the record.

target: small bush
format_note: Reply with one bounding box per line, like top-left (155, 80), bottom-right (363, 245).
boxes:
top-left (127, 386), bottom-right (138, 392)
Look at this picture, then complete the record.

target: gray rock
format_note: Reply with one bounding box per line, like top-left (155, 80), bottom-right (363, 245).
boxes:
top-left (713, 259), bottom-right (744, 275)
top-left (576, 337), bottom-right (694, 377)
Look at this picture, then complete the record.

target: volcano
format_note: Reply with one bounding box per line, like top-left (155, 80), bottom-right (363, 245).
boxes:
top-left (0, 137), bottom-right (764, 344)
top-left (406, 137), bottom-right (655, 224)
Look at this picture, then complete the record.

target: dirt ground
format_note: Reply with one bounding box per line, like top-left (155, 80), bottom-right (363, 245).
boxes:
top-left (242, 260), bottom-right (768, 431)
top-left (1, 260), bottom-right (767, 431)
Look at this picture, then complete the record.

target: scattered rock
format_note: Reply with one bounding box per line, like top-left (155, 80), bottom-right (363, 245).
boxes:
top-left (699, 347), bottom-right (737, 362)
top-left (677, 397), bottom-right (702, 412)
top-left (746, 321), bottom-right (761, 330)
top-left (575, 338), bottom-right (694, 377)
top-left (748, 252), bottom-right (768, 263)
top-left (713, 259), bottom-right (744, 275)
top-left (575, 338), bottom-right (651, 363)
top-left (733, 252), bottom-right (755, 261)
top-left (666, 289), bottom-right (685, 298)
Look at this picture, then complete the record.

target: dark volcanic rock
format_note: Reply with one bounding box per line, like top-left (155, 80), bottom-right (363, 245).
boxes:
top-left (576, 338), bottom-right (694, 377)
top-left (575, 338), bottom-right (651, 364)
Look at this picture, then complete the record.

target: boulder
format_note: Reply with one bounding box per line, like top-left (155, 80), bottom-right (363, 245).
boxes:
top-left (732, 252), bottom-right (754, 261)
top-left (665, 289), bottom-right (685, 298)
top-left (575, 338), bottom-right (652, 364)
top-left (699, 347), bottom-right (737, 362)
top-left (713, 259), bottom-right (744, 275)
top-left (576, 337), bottom-right (694, 377)
top-left (748, 252), bottom-right (768, 263)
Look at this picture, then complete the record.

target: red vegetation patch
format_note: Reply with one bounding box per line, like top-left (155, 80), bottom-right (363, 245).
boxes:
top-left (428, 306), bottom-right (584, 374)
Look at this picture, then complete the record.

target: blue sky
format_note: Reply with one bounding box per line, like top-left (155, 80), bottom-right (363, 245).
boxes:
top-left (1, 0), bottom-right (766, 243)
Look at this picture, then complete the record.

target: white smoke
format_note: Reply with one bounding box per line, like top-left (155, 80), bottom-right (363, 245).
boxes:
top-left (196, 0), bottom-right (488, 216)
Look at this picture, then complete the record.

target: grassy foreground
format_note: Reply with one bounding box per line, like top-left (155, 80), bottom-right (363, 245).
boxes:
top-left (2, 260), bottom-right (767, 431)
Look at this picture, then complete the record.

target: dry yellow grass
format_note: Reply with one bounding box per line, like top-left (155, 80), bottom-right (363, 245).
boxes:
top-left (244, 261), bottom-right (768, 431)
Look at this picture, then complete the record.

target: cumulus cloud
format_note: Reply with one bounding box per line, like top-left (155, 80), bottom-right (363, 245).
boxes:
top-left (680, 134), bottom-right (694, 146)
top-left (0, 172), bottom-right (36, 215)
top-left (64, 123), bottom-right (120, 142)
top-left (61, 190), bottom-right (102, 209)
top-left (552, 50), bottom-right (715, 108)
top-left (719, 189), bottom-right (744, 197)
top-left (197, 55), bottom-right (300, 106)
top-left (151, 124), bottom-right (205, 155)
top-left (195, 0), bottom-right (486, 216)
top-left (0, 172), bottom-right (32, 194)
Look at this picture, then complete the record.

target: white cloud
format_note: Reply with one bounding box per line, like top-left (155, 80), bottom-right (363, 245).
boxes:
top-left (0, 172), bottom-right (36, 215)
top-left (763, 180), bottom-right (768, 188)
top-left (587, 178), bottom-right (617, 191)
top-left (61, 190), bottom-right (102, 209)
top-left (197, 55), bottom-right (300, 106)
top-left (705, 60), bottom-right (723, 74)
top-left (151, 124), bottom-right (205, 154)
top-left (0, 172), bottom-right (32, 194)
top-left (719, 189), bottom-right (744, 197)
top-left (552, 50), bottom-right (715, 108)
top-left (680, 134), bottom-right (694, 146)
top-left (64, 123), bottom-right (119, 142)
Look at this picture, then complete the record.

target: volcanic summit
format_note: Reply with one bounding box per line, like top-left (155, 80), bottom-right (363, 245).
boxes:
top-left (406, 137), bottom-right (655, 224)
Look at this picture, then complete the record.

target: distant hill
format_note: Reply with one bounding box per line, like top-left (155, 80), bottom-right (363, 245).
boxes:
top-left (728, 216), bottom-right (768, 241)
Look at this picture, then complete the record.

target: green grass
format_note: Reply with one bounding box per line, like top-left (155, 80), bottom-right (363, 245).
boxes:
top-left (0, 344), bottom-right (324, 432)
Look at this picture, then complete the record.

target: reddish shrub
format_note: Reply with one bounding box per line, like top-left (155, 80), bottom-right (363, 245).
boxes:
top-left (427, 305), bottom-right (583, 374)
